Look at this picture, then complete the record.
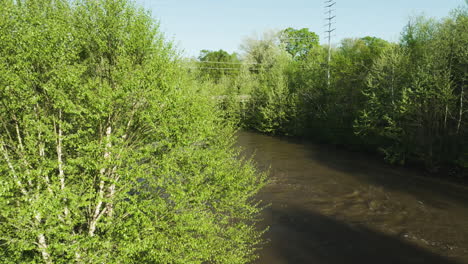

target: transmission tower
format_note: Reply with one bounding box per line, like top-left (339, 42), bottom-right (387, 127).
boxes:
top-left (324, 0), bottom-right (336, 87)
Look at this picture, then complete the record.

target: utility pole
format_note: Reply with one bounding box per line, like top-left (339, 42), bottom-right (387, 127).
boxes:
top-left (324, 0), bottom-right (336, 87)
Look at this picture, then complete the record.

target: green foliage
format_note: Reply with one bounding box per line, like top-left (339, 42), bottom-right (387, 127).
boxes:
top-left (355, 9), bottom-right (468, 169)
top-left (280, 28), bottom-right (320, 60)
top-left (284, 36), bottom-right (391, 144)
top-left (240, 31), bottom-right (288, 69)
top-left (354, 45), bottom-right (412, 163)
top-left (0, 0), bottom-right (265, 263)
top-left (240, 31), bottom-right (298, 135)
top-left (195, 15), bottom-right (467, 173)
top-left (197, 49), bottom-right (241, 82)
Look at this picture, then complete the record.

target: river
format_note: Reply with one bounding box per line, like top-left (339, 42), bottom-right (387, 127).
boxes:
top-left (236, 131), bottom-right (468, 264)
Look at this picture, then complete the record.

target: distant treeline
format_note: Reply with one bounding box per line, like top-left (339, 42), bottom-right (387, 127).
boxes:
top-left (189, 8), bottom-right (467, 174)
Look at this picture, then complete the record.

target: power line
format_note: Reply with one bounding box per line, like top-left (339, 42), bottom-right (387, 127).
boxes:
top-left (280, 37), bottom-right (317, 40)
top-left (185, 67), bottom-right (242, 70)
top-left (325, 1), bottom-right (336, 8)
top-left (195, 61), bottom-right (261, 65)
top-left (183, 66), bottom-right (309, 71)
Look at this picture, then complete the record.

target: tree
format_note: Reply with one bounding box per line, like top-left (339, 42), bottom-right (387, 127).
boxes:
top-left (280, 28), bottom-right (319, 60)
top-left (354, 45), bottom-right (412, 163)
top-left (0, 0), bottom-right (265, 263)
top-left (197, 49), bottom-right (241, 82)
top-left (356, 11), bottom-right (468, 169)
top-left (310, 37), bottom-right (392, 144)
top-left (240, 31), bottom-right (297, 134)
top-left (439, 8), bottom-right (468, 168)
top-left (240, 30), bottom-right (287, 69)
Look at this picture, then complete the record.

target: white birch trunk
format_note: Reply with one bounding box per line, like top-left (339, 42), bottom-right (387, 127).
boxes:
top-left (0, 141), bottom-right (27, 195)
top-left (57, 110), bottom-right (65, 190)
top-left (37, 233), bottom-right (52, 264)
top-left (35, 213), bottom-right (52, 264)
top-left (457, 81), bottom-right (464, 133)
top-left (89, 126), bottom-right (112, 236)
top-left (56, 110), bottom-right (69, 217)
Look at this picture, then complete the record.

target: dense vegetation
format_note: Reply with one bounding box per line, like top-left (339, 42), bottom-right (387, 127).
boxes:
top-left (191, 8), bottom-right (468, 174)
top-left (0, 0), bottom-right (265, 263)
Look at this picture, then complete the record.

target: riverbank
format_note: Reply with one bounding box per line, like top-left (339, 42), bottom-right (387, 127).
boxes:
top-left (241, 128), bottom-right (468, 185)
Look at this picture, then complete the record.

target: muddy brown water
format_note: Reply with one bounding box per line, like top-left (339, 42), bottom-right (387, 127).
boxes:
top-left (236, 131), bottom-right (468, 264)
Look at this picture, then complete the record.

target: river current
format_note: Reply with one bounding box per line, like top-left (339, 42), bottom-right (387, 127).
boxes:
top-left (236, 131), bottom-right (468, 264)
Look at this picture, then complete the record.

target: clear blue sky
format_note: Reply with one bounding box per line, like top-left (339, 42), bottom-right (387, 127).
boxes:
top-left (135, 0), bottom-right (466, 58)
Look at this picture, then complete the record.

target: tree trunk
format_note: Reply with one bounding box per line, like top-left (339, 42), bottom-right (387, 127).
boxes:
top-left (89, 126), bottom-right (112, 236)
top-left (457, 80), bottom-right (464, 133)
top-left (37, 234), bottom-right (52, 264)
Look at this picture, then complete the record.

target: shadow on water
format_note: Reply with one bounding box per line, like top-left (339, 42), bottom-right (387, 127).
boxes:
top-left (244, 131), bottom-right (468, 208)
top-left (257, 205), bottom-right (463, 264)
top-left (236, 131), bottom-right (468, 264)
top-left (300, 139), bottom-right (468, 209)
